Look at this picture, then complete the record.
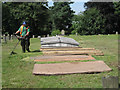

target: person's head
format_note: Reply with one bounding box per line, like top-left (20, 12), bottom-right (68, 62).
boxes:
top-left (22, 21), bottom-right (26, 26)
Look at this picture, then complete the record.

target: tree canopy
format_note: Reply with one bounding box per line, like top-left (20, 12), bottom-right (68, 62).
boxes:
top-left (84, 1), bottom-right (119, 34)
top-left (2, 1), bottom-right (119, 36)
top-left (51, 2), bottom-right (74, 34)
top-left (3, 2), bottom-right (50, 35)
top-left (71, 8), bottom-right (105, 35)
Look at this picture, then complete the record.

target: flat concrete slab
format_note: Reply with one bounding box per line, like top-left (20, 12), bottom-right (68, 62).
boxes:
top-left (33, 61), bottom-right (112, 75)
top-left (31, 55), bottom-right (95, 62)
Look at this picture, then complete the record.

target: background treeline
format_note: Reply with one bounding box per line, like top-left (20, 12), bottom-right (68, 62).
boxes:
top-left (2, 1), bottom-right (120, 36)
top-left (71, 2), bottom-right (120, 35)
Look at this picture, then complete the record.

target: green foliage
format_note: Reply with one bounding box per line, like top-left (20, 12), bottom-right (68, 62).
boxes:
top-left (71, 13), bottom-right (83, 34)
top-left (72, 8), bottom-right (105, 35)
top-left (2, 1), bottom-right (119, 36)
top-left (2, 2), bottom-right (74, 35)
top-left (51, 29), bottom-right (61, 36)
top-left (51, 2), bottom-right (74, 34)
top-left (114, 1), bottom-right (120, 16)
top-left (2, 2), bottom-right (50, 35)
top-left (84, 2), bottom-right (119, 34)
top-left (82, 8), bottom-right (105, 35)
top-left (114, 1), bottom-right (120, 32)
top-left (2, 3), bottom-right (16, 34)
top-left (71, 30), bottom-right (77, 35)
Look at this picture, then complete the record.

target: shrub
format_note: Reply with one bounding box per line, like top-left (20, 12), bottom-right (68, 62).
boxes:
top-left (71, 30), bottom-right (77, 35)
top-left (51, 29), bottom-right (61, 36)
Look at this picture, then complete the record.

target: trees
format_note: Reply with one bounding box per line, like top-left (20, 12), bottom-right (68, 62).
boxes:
top-left (51, 2), bottom-right (74, 34)
top-left (84, 2), bottom-right (119, 34)
top-left (114, 1), bottom-right (120, 16)
top-left (3, 1), bottom-right (119, 36)
top-left (114, 1), bottom-right (120, 33)
top-left (83, 8), bottom-right (105, 35)
top-left (71, 8), bottom-right (105, 35)
top-left (71, 14), bottom-right (83, 34)
top-left (2, 2), bottom-right (50, 35)
top-left (2, 2), bottom-right (16, 35)
top-left (2, 2), bottom-right (74, 36)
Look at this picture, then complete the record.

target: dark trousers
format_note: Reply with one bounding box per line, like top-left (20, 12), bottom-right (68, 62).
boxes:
top-left (21, 37), bottom-right (30, 52)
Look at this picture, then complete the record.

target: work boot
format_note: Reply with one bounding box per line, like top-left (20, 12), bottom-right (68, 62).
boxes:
top-left (22, 50), bottom-right (25, 53)
top-left (27, 49), bottom-right (31, 52)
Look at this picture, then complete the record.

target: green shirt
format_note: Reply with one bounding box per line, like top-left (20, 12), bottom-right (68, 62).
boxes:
top-left (18, 25), bottom-right (30, 37)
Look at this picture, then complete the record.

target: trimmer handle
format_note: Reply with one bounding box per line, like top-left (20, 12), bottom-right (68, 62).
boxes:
top-left (16, 35), bottom-right (25, 40)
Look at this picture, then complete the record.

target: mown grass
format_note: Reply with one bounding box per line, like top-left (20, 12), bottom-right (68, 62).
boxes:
top-left (2, 35), bottom-right (118, 88)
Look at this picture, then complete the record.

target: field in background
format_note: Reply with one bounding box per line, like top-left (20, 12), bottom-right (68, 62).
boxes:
top-left (2, 35), bottom-right (118, 88)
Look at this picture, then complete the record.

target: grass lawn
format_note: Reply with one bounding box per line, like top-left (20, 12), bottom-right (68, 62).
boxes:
top-left (2, 35), bottom-right (118, 88)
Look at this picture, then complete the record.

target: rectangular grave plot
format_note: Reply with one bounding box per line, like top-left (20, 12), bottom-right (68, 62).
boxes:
top-left (33, 61), bottom-right (112, 75)
top-left (33, 55), bottom-right (96, 62)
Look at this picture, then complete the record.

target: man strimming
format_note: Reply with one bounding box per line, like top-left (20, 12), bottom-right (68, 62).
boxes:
top-left (15, 21), bottom-right (30, 53)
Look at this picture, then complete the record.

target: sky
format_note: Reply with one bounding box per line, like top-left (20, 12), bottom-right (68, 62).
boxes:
top-left (70, 2), bottom-right (85, 14)
top-left (48, 0), bottom-right (89, 15)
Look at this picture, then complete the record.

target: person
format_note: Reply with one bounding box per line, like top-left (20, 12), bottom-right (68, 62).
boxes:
top-left (15, 21), bottom-right (30, 53)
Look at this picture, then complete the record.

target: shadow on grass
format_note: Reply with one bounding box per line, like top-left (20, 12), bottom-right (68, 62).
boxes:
top-left (10, 51), bottom-right (17, 55)
top-left (31, 50), bottom-right (41, 53)
top-left (33, 72), bottom-right (101, 76)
